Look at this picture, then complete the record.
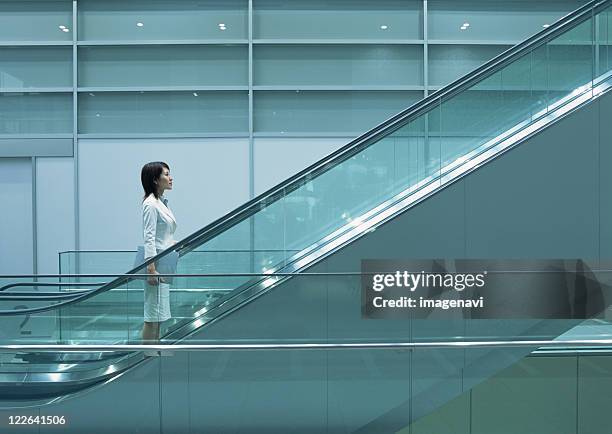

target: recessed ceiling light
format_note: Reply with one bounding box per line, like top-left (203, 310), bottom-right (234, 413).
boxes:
top-left (463, 22), bottom-right (470, 27)
top-left (543, 24), bottom-right (550, 28)
top-left (62, 28), bottom-right (70, 33)
top-left (193, 92), bottom-right (198, 96)
top-left (460, 26), bottom-right (468, 31)
top-left (136, 22), bottom-right (144, 27)
top-left (380, 25), bottom-right (388, 30)
top-left (59, 25), bottom-right (66, 30)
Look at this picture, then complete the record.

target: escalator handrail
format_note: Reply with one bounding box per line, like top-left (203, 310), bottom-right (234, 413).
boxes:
top-left (0, 0), bottom-right (607, 317)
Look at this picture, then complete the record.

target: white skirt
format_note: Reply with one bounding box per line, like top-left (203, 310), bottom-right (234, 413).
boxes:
top-left (144, 281), bottom-right (171, 322)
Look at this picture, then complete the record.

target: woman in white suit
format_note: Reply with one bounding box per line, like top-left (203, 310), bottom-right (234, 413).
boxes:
top-left (140, 161), bottom-right (177, 342)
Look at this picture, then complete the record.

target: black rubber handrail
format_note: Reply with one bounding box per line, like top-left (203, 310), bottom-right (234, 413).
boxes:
top-left (0, 282), bottom-right (107, 292)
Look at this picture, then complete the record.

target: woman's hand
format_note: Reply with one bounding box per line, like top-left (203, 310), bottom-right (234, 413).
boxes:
top-left (147, 264), bottom-right (165, 285)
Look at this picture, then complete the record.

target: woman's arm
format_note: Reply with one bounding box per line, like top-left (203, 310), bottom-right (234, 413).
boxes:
top-left (143, 201), bottom-right (160, 284)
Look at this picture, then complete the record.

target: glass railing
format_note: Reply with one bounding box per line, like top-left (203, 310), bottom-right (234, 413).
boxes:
top-left (57, 249), bottom-right (300, 283)
top-left (2, 342), bottom-right (612, 431)
top-left (1, 265), bottom-right (612, 346)
top-left (3, 1), bottom-right (612, 348)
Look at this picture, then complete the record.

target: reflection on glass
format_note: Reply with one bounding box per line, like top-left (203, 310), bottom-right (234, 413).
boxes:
top-left (254, 91), bottom-right (422, 134)
top-left (254, 0), bottom-right (422, 40)
top-left (78, 91), bottom-right (248, 134)
top-left (0, 47), bottom-right (72, 90)
top-left (78, 0), bottom-right (247, 41)
top-left (78, 45), bottom-right (248, 88)
top-left (0, 1), bottom-right (72, 42)
top-left (0, 93), bottom-right (72, 134)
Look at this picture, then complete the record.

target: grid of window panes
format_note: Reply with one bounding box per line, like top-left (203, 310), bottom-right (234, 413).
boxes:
top-left (0, 0), bottom-right (592, 143)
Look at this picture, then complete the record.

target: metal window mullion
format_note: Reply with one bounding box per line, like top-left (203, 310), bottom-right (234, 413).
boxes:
top-left (249, 0), bottom-right (255, 274)
top-left (72, 0), bottom-right (80, 273)
top-left (423, 0), bottom-right (429, 98)
top-left (32, 157), bottom-right (37, 277)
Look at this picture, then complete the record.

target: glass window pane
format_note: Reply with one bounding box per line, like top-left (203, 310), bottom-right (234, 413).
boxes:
top-left (596, 7), bottom-right (612, 79)
top-left (78, 91), bottom-right (248, 134)
top-left (254, 45), bottom-right (423, 86)
top-left (78, 0), bottom-right (247, 41)
top-left (428, 45), bottom-right (510, 87)
top-left (78, 45), bottom-right (248, 88)
top-left (254, 0), bottom-right (422, 40)
top-left (547, 16), bottom-right (594, 109)
top-left (0, 1), bottom-right (72, 42)
top-left (428, 0), bottom-right (589, 41)
top-left (0, 93), bottom-right (72, 134)
top-left (0, 47), bottom-right (72, 89)
top-left (254, 91), bottom-right (423, 134)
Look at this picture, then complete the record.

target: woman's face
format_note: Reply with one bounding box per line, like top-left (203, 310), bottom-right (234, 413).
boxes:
top-left (157, 167), bottom-right (173, 193)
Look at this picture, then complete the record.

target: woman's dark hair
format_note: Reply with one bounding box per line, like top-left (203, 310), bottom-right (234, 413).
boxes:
top-left (141, 161), bottom-right (170, 200)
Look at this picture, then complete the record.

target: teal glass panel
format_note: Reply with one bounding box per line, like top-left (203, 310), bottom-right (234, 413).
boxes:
top-left (428, 45), bottom-right (510, 87)
top-left (597, 7), bottom-right (612, 80)
top-left (0, 93), bottom-right (72, 134)
top-left (254, 45), bottom-right (423, 86)
top-left (547, 15), bottom-right (594, 108)
top-left (78, 91), bottom-right (248, 134)
top-left (78, 0), bottom-right (247, 41)
top-left (254, 91), bottom-right (423, 134)
top-left (78, 45), bottom-right (248, 88)
top-left (439, 71), bottom-right (514, 167)
top-left (578, 356), bottom-right (612, 433)
top-left (471, 357), bottom-right (577, 434)
top-left (0, 1), bottom-right (72, 42)
top-left (428, 0), bottom-right (588, 41)
top-left (59, 281), bottom-right (132, 343)
top-left (0, 47), bottom-right (72, 90)
top-left (58, 251), bottom-right (136, 276)
top-left (254, 0), bottom-right (422, 40)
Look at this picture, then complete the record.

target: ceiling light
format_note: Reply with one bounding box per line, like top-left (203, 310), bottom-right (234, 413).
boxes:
top-left (193, 92), bottom-right (198, 96)
top-left (59, 25), bottom-right (66, 30)
top-left (463, 22), bottom-right (470, 27)
top-left (460, 26), bottom-right (467, 31)
top-left (136, 22), bottom-right (144, 27)
top-left (380, 25), bottom-right (388, 30)
top-left (62, 28), bottom-right (70, 32)
top-left (543, 24), bottom-right (550, 28)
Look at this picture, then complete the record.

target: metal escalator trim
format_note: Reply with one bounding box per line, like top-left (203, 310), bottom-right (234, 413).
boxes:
top-left (5, 339), bottom-right (612, 351)
top-left (0, 353), bottom-right (141, 400)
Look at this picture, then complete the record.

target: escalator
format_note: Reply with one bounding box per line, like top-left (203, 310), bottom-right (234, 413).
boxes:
top-left (1, 0), bottom-right (612, 428)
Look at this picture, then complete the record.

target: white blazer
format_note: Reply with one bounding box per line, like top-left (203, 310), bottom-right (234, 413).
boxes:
top-left (142, 193), bottom-right (177, 259)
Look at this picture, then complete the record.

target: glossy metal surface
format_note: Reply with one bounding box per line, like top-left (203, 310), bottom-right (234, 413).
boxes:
top-left (3, 339), bottom-right (612, 352)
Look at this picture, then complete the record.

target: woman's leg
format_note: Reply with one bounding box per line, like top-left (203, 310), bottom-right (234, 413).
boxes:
top-left (142, 321), bottom-right (160, 343)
